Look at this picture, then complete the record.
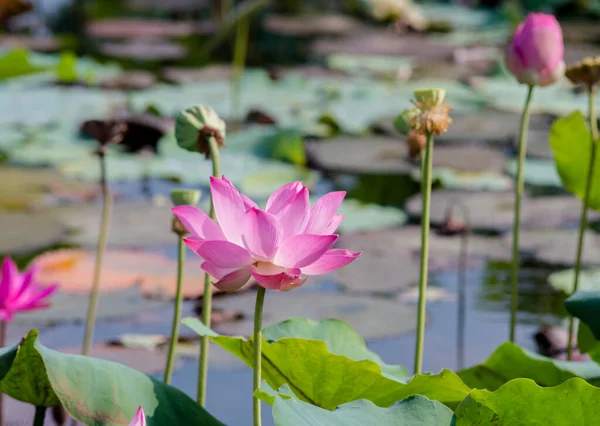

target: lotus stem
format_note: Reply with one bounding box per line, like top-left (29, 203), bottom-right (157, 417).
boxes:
top-left (567, 85), bottom-right (598, 360)
top-left (253, 286), bottom-right (266, 426)
top-left (164, 235), bottom-right (186, 384)
top-left (414, 132), bottom-right (434, 375)
top-left (197, 136), bottom-right (221, 405)
top-left (82, 147), bottom-right (112, 356)
top-left (33, 406), bottom-right (46, 426)
top-left (231, 15), bottom-right (250, 119)
top-left (509, 85), bottom-right (534, 343)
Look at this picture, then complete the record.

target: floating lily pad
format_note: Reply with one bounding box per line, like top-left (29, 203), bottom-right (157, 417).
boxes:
top-left (505, 158), bottom-right (563, 190)
top-left (100, 40), bottom-right (187, 61)
top-left (13, 287), bottom-right (167, 326)
top-left (0, 211), bottom-right (68, 254)
top-left (327, 53), bottom-right (413, 78)
top-left (212, 290), bottom-right (417, 340)
top-left (411, 168), bottom-right (512, 191)
top-left (430, 146), bottom-right (508, 172)
top-left (549, 268), bottom-right (600, 294)
top-left (306, 137), bottom-right (411, 175)
top-left (34, 248), bottom-right (250, 299)
top-left (336, 198), bottom-right (408, 233)
top-left (505, 229), bottom-right (600, 266)
top-left (405, 190), bottom-right (597, 233)
top-left (87, 19), bottom-right (203, 40)
top-left (263, 14), bottom-right (363, 37)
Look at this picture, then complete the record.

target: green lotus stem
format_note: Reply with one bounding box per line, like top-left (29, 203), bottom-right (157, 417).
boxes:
top-left (33, 406), bottom-right (46, 426)
top-left (82, 148), bottom-right (112, 355)
top-left (164, 235), bottom-right (186, 384)
top-left (509, 85), bottom-right (534, 343)
top-left (197, 136), bottom-right (221, 406)
top-left (414, 132), bottom-right (434, 375)
top-left (231, 16), bottom-right (250, 118)
top-left (567, 85), bottom-right (598, 360)
top-left (253, 286), bottom-right (266, 426)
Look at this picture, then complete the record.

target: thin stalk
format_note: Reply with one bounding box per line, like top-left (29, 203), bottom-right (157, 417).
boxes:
top-left (33, 406), bottom-right (46, 426)
top-left (509, 85), bottom-right (534, 343)
top-left (197, 137), bottom-right (222, 406)
top-left (231, 16), bottom-right (250, 118)
top-left (82, 148), bottom-right (112, 355)
top-left (164, 235), bottom-right (186, 384)
top-left (253, 287), bottom-right (266, 426)
top-left (414, 132), bottom-right (434, 375)
top-left (0, 320), bottom-right (5, 425)
top-left (567, 85), bottom-right (598, 360)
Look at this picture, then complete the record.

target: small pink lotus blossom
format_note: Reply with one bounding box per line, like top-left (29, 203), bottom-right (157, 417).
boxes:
top-left (0, 257), bottom-right (57, 321)
top-left (505, 13), bottom-right (565, 87)
top-left (127, 407), bottom-right (146, 426)
top-left (173, 177), bottom-right (361, 292)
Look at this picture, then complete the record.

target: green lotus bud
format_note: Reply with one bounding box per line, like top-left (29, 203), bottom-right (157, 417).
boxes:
top-left (413, 88), bottom-right (446, 106)
top-left (394, 108), bottom-right (419, 135)
top-left (175, 105), bottom-right (226, 158)
top-left (170, 189), bottom-right (201, 206)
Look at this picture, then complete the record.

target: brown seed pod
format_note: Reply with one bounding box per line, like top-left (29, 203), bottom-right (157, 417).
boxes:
top-left (565, 56), bottom-right (600, 88)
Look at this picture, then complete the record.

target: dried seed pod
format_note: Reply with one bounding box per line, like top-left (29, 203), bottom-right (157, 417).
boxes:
top-left (407, 130), bottom-right (427, 159)
top-left (410, 88), bottom-right (453, 136)
top-left (565, 56), bottom-right (600, 88)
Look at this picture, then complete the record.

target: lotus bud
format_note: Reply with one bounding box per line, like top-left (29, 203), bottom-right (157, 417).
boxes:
top-left (170, 189), bottom-right (201, 235)
top-left (410, 88), bottom-right (452, 136)
top-left (175, 105), bottom-right (226, 159)
top-left (565, 57), bottom-right (600, 89)
top-left (394, 108), bottom-right (419, 135)
top-left (505, 13), bottom-right (565, 87)
top-left (407, 130), bottom-right (427, 159)
top-left (127, 407), bottom-right (146, 426)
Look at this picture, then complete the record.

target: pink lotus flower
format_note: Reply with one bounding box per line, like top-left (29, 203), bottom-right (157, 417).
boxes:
top-left (173, 177), bottom-right (361, 292)
top-left (505, 13), bottom-right (565, 87)
top-left (0, 257), bottom-right (57, 321)
top-left (128, 407), bottom-right (146, 426)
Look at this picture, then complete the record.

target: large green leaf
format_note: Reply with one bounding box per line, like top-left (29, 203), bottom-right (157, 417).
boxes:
top-left (565, 290), bottom-right (600, 340)
top-left (272, 394), bottom-right (454, 426)
top-left (458, 342), bottom-right (600, 390)
top-left (0, 330), bottom-right (223, 425)
top-left (454, 378), bottom-right (600, 424)
top-left (549, 111), bottom-right (600, 209)
top-left (183, 317), bottom-right (470, 409)
top-left (549, 268), bottom-right (600, 294)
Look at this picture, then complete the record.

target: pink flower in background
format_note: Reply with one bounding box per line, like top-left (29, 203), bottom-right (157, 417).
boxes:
top-left (505, 13), bottom-right (565, 87)
top-left (0, 257), bottom-right (57, 321)
top-left (173, 177), bottom-right (361, 292)
top-left (127, 407), bottom-right (146, 426)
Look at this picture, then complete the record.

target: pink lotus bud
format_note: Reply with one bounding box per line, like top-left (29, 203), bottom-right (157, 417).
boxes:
top-left (505, 13), bottom-right (565, 87)
top-left (127, 407), bottom-right (146, 426)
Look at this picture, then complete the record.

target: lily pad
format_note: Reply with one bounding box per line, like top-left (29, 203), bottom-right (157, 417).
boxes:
top-left (335, 198), bottom-right (408, 233)
top-left (549, 268), bottom-right (600, 294)
top-left (0, 211), bottom-right (68, 254)
top-left (263, 14), bottom-right (363, 37)
top-left (565, 290), bottom-right (600, 341)
top-left (0, 330), bottom-right (224, 425)
top-left (458, 341), bottom-right (600, 391)
top-left (212, 290), bottom-right (417, 340)
top-left (505, 157), bottom-right (563, 190)
top-left (405, 190), bottom-right (598, 233)
top-left (100, 40), bottom-right (188, 61)
top-left (327, 53), bottom-right (413, 78)
top-left (305, 137), bottom-right (412, 175)
top-left (87, 19), bottom-right (202, 40)
top-left (454, 378), bottom-right (600, 425)
top-left (33, 248), bottom-right (250, 299)
top-left (13, 287), bottom-right (167, 326)
top-left (431, 146), bottom-right (508, 173)
top-left (184, 317), bottom-right (471, 409)
top-left (514, 229), bottom-right (600, 266)
top-left (271, 394), bottom-right (454, 426)
top-left (411, 168), bottom-right (512, 191)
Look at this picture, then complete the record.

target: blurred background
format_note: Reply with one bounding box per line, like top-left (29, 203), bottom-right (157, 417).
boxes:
top-left (1, 0), bottom-right (599, 423)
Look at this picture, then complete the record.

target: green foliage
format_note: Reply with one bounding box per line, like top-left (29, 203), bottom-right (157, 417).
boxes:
top-left (0, 49), bottom-right (47, 80)
top-left (550, 111), bottom-right (600, 209)
top-left (264, 129), bottom-right (306, 166)
top-left (566, 290), bottom-right (600, 341)
top-left (549, 268), bottom-right (600, 294)
top-left (458, 342), bottom-right (600, 391)
top-left (184, 317), bottom-right (471, 409)
top-left (0, 330), bottom-right (223, 425)
top-left (272, 392), bottom-right (454, 426)
top-left (56, 51), bottom-right (79, 83)
top-left (454, 378), bottom-right (600, 424)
